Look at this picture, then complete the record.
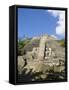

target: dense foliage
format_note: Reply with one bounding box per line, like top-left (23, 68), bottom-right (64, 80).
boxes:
top-left (18, 38), bottom-right (31, 55)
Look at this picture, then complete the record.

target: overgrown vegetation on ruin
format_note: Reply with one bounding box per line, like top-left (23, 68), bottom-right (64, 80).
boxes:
top-left (18, 38), bottom-right (65, 56)
top-left (57, 39), bottom-right (65, 47)
top-left (18, 38), bottom-right (31, 55)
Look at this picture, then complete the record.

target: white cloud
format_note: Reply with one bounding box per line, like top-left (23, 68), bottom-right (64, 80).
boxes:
top-left (47, 10), bottom-right (65, 36)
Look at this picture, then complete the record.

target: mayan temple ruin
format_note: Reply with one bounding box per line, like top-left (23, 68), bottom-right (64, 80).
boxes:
top-left (18, 34), bottom-right (65, 81)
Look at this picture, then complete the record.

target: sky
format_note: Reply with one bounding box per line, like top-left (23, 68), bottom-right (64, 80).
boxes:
top-left (18, 8), bottom-right (65, 40)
